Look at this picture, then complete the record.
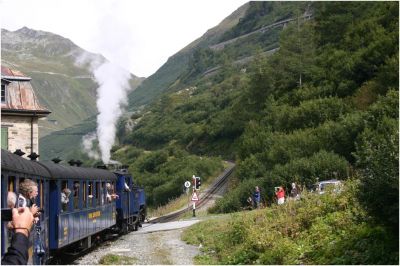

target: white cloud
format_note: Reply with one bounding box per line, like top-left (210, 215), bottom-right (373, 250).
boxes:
top-left (1, 0), bottom-right (248, 77)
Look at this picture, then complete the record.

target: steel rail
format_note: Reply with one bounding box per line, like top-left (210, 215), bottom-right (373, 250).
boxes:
top-left (150, 163), bottom-right (235, 223)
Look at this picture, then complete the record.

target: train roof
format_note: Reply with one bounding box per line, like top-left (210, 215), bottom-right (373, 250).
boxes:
top-left (38, 161), bottom-right (117, 180)
top-left (1, 149), bottom-right (51, 177)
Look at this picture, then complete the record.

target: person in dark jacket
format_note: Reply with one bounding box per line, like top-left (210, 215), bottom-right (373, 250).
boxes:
top-left (1, 207), bottom-right (34, 265)
top-left (253, 186), bottom-right (261, 209)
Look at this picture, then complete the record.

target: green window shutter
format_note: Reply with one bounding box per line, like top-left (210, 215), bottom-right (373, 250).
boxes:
top-left (1, 127), bottom-right (8, 149)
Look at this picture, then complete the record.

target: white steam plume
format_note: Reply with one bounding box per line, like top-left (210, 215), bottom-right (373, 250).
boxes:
top-left (77, 60), bottom-right (131, 163)
top-left (82, 132), bottom-right (100, 160)
top-left (75, 0), bottom-right (135, 164)
top-left (94, 62), bottom-right (130, 163)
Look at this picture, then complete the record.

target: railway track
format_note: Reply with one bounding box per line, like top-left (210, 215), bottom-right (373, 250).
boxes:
top-left (149, 162), bottom-right (235, 223)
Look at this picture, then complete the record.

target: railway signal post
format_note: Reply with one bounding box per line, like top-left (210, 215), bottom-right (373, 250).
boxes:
top-left (191, 175), bottom-right (201, 216)
top-left (191, 191), bottom-right (199, 217)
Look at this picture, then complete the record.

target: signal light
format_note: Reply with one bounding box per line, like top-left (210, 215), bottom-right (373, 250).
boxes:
top-left (195, 176), bottom-right (201, 190)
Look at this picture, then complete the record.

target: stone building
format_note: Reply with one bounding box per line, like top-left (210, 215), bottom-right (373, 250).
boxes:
top-left (1, 66), bottom-right (50, 159)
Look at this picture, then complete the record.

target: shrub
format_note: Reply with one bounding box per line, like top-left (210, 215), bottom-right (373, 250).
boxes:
top-left (354, 117), bottom-right (398, 232)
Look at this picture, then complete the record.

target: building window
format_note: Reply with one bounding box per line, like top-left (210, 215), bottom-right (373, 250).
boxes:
top-left (1, 84), bottom-right (6, 103)
top-left (1, 127), bottom-right (8, 149)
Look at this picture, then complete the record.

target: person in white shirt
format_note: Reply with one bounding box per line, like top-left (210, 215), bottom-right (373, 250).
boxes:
top-left (17, 179), bottom-right (39, 219)
top-left (105, 183), bottom-right (119, 202)
top-left (61, 188), bottom-right (71, 212)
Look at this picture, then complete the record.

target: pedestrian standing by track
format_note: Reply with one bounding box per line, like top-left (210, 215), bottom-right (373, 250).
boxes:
top-left (275, 186), bottom-right (285, 205)
top-left (253, 186), bottom-right (261, 209)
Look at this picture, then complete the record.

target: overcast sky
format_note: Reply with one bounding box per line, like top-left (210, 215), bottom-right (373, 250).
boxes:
top-left (1, 0), bottom-right (248, 77)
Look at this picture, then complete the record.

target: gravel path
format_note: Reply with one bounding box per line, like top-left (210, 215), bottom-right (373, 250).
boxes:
top-left (74, 221), bottom-right (201, 265)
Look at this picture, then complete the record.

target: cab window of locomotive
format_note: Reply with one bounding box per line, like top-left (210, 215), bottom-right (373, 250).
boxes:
top-left (73, 181), bottom-right (80, 210)
top-left (88, 181), bottom-right (94, 207)
top-left (96, 182), bottom-right (100, 206)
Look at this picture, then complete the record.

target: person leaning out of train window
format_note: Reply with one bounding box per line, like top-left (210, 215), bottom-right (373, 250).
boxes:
top-left (1, 207), bottom-right (34, 265)
top-left (17, 179), bottom-right (40, 222)
top-left (105, 183), bottom-right (119, 202)
top-left (60, 188), bottom-right (71, 212)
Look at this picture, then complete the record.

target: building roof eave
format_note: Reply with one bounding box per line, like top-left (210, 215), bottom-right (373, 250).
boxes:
top-left (1, 108), bottom-right (51, 117)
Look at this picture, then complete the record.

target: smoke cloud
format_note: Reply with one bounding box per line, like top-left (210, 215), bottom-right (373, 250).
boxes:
top-left (94, 62), bottom-right (131, 163)
top-left (77, 59), bottom-right (131, 164)
top-left (82, 132), bottom-right (100, 160)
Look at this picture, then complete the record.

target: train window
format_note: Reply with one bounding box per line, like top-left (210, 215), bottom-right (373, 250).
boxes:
top-left (17, 178), bottom-right (24, 194)
top-left (101, 182), bottom-right (105, 205)
top-left (39, 180), bottom-right (44, 209)
top-left (73, 181), bottom-right (80, 210)
top-left (8, 176), bottom-right (15, 192)
top-left (88, 181), bottom-right (94, 207)
top-left (96, 182), bottom-right (100, 206)
top-left (83, 182), bottom-right (87, 208)
top-left (61, 181), bottom-right (70, 212)
top-left (45, 181), bottom-right (49, 215)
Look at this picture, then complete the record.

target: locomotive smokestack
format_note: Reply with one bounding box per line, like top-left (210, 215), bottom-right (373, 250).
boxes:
top-left (75, 160), bottom-right (83, 167)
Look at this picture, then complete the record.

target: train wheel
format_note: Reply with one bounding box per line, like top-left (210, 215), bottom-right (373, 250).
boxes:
top-left (121, 221), bottom-right (129, 234)
top-left (133, 223), bottom-right (138, 231)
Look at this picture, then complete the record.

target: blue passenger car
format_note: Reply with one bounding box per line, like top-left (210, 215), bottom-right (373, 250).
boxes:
top-left (38, 161), bottom-right (117, 253)
top-left (1, 148), bottom-right (147, 264)
top-left (1, 149), bottom-right (51, 264)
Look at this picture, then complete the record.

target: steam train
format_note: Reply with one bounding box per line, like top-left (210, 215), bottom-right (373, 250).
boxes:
top-left (1, 148), bottom-right (146, 264)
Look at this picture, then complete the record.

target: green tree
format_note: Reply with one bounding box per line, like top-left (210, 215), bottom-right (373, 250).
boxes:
top-left (354, 91), bottom-right (399, 233)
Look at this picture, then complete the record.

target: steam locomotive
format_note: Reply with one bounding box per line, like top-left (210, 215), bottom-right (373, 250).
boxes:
top-left (1, 148), bottom-right (146, 264)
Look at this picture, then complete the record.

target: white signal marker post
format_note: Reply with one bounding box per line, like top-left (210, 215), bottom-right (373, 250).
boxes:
top-left (184, 181), bottom-right (191, 211)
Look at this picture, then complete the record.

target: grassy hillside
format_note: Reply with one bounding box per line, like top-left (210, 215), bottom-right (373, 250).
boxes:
top-left (183, 180), bottom-right (398, 264)
top-left (39, 116), bottom-right (97, 162)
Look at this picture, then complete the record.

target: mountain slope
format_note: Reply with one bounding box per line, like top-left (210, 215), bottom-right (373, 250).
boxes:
top-left (126, 2), bottom-right (250, 111)
top-left (126, 1), bottom-right (311, 111)
top-left (1, 27), bottom-right (144, 136)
